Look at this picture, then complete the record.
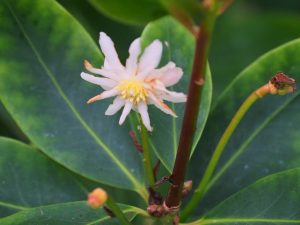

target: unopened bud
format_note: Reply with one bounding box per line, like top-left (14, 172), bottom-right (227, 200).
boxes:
top-left (269, 72), bottom-right (296, 95)
top-left (87, 188), bottom-right (108, 209)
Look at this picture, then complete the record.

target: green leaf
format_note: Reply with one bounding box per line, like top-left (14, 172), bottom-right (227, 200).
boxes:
top-left (0, 102), bottom-right (28, 142)
top-left (0, 0), bottom-right (147, 197)
top-left (190, 38), bottom-right (300, 214)
top-left (88, 0), bottom-right (167, 25)
top-left (141, 17), bottom-right (212, 171)
top-left (0, 137), bottom-right (91, 217)
top-left (191, 169), bottom-right (300, 224)
top-left (0, 201), bottom-right (143, 225)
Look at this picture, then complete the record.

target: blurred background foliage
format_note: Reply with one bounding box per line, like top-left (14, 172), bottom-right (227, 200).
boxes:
top-left (1, 0), bottom-right (300, 218)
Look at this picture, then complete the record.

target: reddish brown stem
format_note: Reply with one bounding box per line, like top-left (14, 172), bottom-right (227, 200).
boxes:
top-left (165, 15), bottom-right (215, 209)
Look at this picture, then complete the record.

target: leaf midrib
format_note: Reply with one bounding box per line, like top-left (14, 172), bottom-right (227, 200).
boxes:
top-left (5, 0), bottom-right (144, 196)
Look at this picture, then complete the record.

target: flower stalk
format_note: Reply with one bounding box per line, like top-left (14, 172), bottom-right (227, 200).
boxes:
top-left (164, 5), bottom-right (217, 213)
top-left (181, 72), bottom-right (296, 220)
top-left (140, 117), bottom-right (156, 187)
top-left (106, 196), bottom-right (133, 225)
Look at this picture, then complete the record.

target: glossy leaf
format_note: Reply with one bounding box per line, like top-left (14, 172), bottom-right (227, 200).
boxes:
top-left (191, 169), bottom-right (300, 224)
top-left (88, 0), bottom-right (167, 25)
top-left (0, 137), bottom-right (90, 217)
top-left (190, 38), bottom-right (300, 214)
top-left (0, 201), bottom-right (143, 225)
top-left (0, 0), bottom-right (146, 196)
top-left (141, 17), bottom-right (212, 171)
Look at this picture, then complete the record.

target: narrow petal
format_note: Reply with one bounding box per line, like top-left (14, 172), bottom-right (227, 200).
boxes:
top-left (87, 88), bottom-right (119, 104)
top-left (119, 101), bottom-right (133, 125)
top-left (137, 40), bottom-right (162, 80)
top-left (137, 102), bottom-right (152, 131)
top-left (146, 62), bottom-right (183, 87)
top-left (161, 90), bottom-right (187, 103)
top-left (126, 38), bottom-right (141, 75)
top-left (99, 32), bottom-right (124, 70)
top-left (84, 60), bottom-right (119, 80)
top-left (105, 97), bottom-right (125, 115)
top-left (148, 93), bottom-right (177, 117)
top-left (146, 62), bottom-right (176, 79)
top-left (158, 66), bottom-right (183, 87)
top-left (81, 72), bottom-right (117, 90)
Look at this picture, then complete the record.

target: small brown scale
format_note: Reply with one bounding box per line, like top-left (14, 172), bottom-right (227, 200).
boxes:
top-left (270, 72), bottom-right (296, 91)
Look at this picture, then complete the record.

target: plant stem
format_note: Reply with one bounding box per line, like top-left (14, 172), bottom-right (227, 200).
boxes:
top-left (140, 119), bottom-right (155, 187)
top-left (164, 8), bottom-right (217, 211)
top-left (106, 196), bottom-right (132, 225)
top-left (181, 84), bottom-right (271, 221)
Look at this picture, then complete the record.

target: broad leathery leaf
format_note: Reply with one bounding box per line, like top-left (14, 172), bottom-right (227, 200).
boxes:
top-left (189, 169), bottom-right (300, 225)
top-left (189, 38), bottom-right (300, 215)
top-left (0, 0), bottom-right (147, 197)
top-left (0, 137), bottom-right (88, 217)
top-left (88, 0), bottom-right (167, 25)
top-left (0, 201), bottom-right (144, 225)
top-left (141, 17), bottom-right (212, 172)
top-left (0, 137), bottom-right (145, 219)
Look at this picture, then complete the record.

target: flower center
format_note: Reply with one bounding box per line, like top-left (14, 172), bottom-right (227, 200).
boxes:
top-left (117, 79), bottom-right (148, 103)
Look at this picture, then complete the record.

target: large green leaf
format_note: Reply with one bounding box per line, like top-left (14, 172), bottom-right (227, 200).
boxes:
top-left (189, 39), bottom-right (300, 214)
top-left (0, 0), bottom-right (146, 196)
top-left (190, 169), bottom-right (300, 224)
top-left (88, 0), bottom-right (167, 25)
top-left (0, 137), bottom-right (90, 217)
top-left (141, 17), bottom-right (212, 172)
top-left (0, 102), bottom-right (28, 142)
top-left (0, 201), bottom-right (144, 225)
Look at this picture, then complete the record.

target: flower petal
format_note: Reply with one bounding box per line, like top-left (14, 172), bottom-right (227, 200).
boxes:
top-left (119, 101), bottom-right (133, 125)
top-left (87, 88), bottom-right (119, 104)
top-left (137, 102), bottom-right (152, 131)
top-left (105, 97), bottom-right (125, 115)
top-left (146, 62), bottom-right (183, 87)
top-left (137, 40), bottom-right (162, 80)
top-left (99, 32), bottom-right (124, 71)
top-left (126, 38), bottom-right (141, 75)
top-left (81, 72), bottom-right (117, 90)
top-left (84, 60), bottom-right (119, 80)
top-left (161, 90), bottom-right (187, 103)
top-left (148, 93), bottom-right (177, 117)
top-left (158, 66), bottom-right (183, 87)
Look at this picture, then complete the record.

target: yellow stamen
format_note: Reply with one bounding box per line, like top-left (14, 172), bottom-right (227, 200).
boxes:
top-left (117, 79), bottom-right (148, 104)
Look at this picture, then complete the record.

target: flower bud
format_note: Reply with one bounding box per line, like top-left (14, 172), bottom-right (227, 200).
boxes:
top-left (87, 188), bottom-right (108, 208)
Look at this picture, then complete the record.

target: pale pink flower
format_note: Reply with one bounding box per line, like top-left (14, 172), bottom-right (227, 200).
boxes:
top-left (81, 32), bottom-right (186, 131)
